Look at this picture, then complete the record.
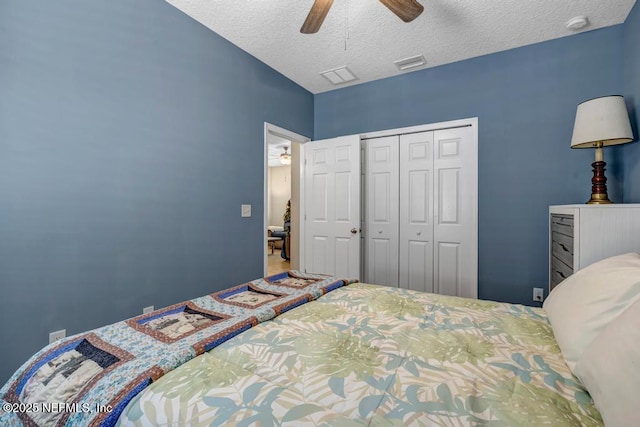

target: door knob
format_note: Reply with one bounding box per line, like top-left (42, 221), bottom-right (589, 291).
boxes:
top-left (351, 228), bottom-right (358, 235)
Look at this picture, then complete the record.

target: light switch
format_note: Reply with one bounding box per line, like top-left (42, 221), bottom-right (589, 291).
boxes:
top-left (241, 204), bottom-right (252, 217)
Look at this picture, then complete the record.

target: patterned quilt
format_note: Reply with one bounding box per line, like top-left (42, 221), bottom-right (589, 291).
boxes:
top-left (0, 272), bottom-right (348, 426)
top-left (118, 283), bottom-right (603, 426)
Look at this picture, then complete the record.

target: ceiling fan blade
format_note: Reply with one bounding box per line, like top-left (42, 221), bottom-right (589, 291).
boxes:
top-left (300, 0), bottom-right (334, 34)
top-left (378, 0), bottom-right (424, 23)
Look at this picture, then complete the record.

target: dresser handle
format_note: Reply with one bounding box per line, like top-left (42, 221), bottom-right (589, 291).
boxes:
top-left (559, 243), bottom-right (569, 252)
top-left (558, 271), bottom-right (566, 279)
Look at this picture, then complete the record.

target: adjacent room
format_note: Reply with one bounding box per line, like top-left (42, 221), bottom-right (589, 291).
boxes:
top-left (266, 134), bottom-right (292, 274)
top-left (1, 0), bottom-right (639, 425)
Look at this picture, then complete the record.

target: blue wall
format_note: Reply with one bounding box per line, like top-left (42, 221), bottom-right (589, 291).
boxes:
top-left (0, 0), bottom-right (313, 383)
top-left (315, 27), bottom-right (624, 305)
top-left (623, 1), bottom-right (640, 201)
top-left (1, 0), bottom-right (636, 386)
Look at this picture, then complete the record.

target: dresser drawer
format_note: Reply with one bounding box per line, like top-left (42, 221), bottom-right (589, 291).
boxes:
top-left (551, 231), bottom-right (573, 268)
top-left (551, 255), bottom-right (573, 289)
top-left (551, 214), bottom-right (574, 237)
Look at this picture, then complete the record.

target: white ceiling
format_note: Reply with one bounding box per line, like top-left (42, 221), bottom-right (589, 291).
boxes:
top-left (165, 0), bottom-right (636, 94)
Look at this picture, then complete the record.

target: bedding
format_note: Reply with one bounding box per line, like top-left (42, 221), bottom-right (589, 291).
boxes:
top-left (543, 252), bottom-right (640, 371)
top-left (0, 271), bottom-right (347, 427)
top-left (1, 272), bottom-right (607, 427)
top-left (117, 283), bottom-right (602, 426)
top-left (574, 298), bottom-right (640, 427)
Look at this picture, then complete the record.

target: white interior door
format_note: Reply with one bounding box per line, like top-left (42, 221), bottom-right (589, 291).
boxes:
top-left (399, 131), bottom-right (434, 292)
top-left (433, 126), bottom-right (477, 298)
top-left (303, 135), bottom-right (361, 279)
top-left (365, 136), bottom-right (399, 287)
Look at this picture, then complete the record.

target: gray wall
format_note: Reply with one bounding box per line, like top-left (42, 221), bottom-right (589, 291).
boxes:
top-left (623, 1), bottom-right (640, 201)
top-left (0, 0), bottom-right (313, 383)
top-left (314, 27), bottom-right (624, 305)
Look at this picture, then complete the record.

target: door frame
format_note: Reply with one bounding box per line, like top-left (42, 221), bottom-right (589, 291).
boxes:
top-left (263, 123), bottom-right (310, 276)
top-left (359, 117), bottom-right (477, 140)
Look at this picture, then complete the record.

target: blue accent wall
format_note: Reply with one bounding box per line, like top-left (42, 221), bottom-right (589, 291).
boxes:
top-left (623, 1), bottom-right (640, 201)
top-left (0, 0), bottom-right (313, 383)
top-left (315, 27), bottom-right (624, 305)
top-left (1, 0), bottom-right (636, 388)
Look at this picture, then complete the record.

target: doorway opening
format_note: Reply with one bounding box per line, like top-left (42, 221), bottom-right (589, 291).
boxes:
top-left (263, 123), bottom-right (310, 276)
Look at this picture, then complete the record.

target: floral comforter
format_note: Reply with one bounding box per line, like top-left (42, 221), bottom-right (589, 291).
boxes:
top-left (118, 283), bottom-right (602, 426)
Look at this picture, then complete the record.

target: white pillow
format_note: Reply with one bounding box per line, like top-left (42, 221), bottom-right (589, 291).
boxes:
top-left (543, 252), bottom-right (640, 371)
top-left (575, 299), bottom-right (640, 427)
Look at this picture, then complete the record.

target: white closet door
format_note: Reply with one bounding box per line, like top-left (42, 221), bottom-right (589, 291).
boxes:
top-left (303, 135), bottom-right (361, 279)
top-left (399, 132), bottom-right (434, 292)
top-left (364, 136), bottom-right (399, 287)
top-left (433, 126), bottom-right (477, 298)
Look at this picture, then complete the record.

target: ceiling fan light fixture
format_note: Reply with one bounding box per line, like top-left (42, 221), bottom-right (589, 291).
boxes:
top-left (394, 55), bottom-right (426, 72)
top-left (302, 0), bottom-right (423, 33)
top-left (280, 146), bottom-right (291, 165)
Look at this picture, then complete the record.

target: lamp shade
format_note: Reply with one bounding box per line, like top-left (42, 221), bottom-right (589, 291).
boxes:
top-left (571, 95), bottom-right (634, 148)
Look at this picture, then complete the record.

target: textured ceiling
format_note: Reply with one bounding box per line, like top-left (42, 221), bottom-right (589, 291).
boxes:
top-left (165, 0), bottom-right (636, 94)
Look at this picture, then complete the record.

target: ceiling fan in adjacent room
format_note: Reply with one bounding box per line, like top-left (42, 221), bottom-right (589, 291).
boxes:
top-left (301, 0), bottom-right (424, 34)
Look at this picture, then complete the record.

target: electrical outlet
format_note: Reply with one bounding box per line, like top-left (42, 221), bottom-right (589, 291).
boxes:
top-left (143, 306), bottom-right (154, 314)
top-left (533, 287), bottom-right (544, 302)
top-left (49, 329), bottom-right (66, 344)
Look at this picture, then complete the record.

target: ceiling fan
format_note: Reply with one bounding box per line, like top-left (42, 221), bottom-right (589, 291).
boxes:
top-left (301, 0), bottom-right (424, 34)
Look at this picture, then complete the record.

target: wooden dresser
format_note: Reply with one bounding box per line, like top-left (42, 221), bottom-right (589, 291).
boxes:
top-left (549, 205), bottom-right (640, 291)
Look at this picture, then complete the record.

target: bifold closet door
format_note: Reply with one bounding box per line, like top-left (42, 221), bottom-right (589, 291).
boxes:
top-left (362, 124), bottom-right (477, 297)
top-left (399, 132), bottom-right (434, 292)
top-left (364, 136), bottom-right (399, 287)
top-left (432, 126), bottom-right (477, 298)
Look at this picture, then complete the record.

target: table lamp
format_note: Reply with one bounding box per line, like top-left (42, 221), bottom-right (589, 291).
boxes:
top-left (570, 95), bottom-right (634, 204)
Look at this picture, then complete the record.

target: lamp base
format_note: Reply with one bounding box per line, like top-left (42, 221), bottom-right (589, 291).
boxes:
top-left (586, 160), bottom-right (613, 204)
top-left (587, 193), bottom-right (613, 204)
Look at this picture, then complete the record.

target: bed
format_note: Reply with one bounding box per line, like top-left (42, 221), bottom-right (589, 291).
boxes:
top-left (2, 254), bottom-right (639, 426)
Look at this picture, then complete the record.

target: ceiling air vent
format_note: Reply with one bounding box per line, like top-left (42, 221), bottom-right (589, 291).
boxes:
top-left (320, 66), bottom-right (358, 85)
top-left (393, 55), bottom-right (426, 72)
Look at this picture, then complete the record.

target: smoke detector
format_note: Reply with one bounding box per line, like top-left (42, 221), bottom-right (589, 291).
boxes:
top-left (566, 16), bottom-right (589, 31)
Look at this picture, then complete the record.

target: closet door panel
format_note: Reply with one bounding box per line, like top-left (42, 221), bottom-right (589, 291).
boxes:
top-left (438, 168), bottom-right (460, 224)
top-left (433, 127), bottom-right (477, 298)
top-left (407, 240), bottom-right (432, 292)
top-left (399, 132), bottom-right (434, 292)
top-left (371, 238), bottom-right (392, 285)
top-left (436, 242), bottom-right (461, 296)
top-left (364, 136), bottom-right (399, 287)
